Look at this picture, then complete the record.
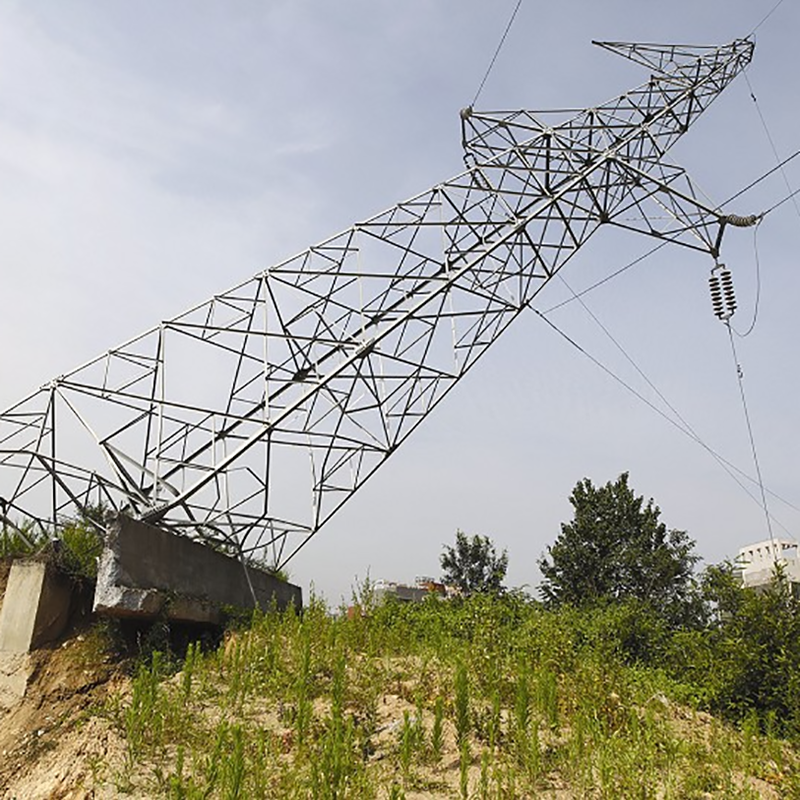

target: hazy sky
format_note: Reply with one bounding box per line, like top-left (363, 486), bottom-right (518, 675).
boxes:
top-left (1, 0), bottom-right (798, 604)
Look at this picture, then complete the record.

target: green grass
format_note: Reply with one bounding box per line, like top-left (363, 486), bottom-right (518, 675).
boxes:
top-left (1, 516), bottom-right (103, 581)
top-left (84, 590), bottom-right (800, 798)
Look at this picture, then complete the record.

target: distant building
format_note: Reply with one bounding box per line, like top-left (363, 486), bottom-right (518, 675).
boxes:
top-left (735, 538), bottom-right (800, 589)
top-left (373, 576), bottom-right (448, 603)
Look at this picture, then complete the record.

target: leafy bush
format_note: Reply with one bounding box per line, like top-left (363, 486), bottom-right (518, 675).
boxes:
top-left (568, 599), bottom-right (671, 666)
top-left (671, 567), bottom-right (800, 736)
top-left (57, 520), bottom-right (104, 580)
top-left (1, 515), bottom-right (103, 581)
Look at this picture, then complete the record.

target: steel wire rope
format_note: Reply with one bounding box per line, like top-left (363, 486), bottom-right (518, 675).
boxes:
top-left (727, 46), bottom-right (794, 548)
top-left (555, 272), bottom-right (716, 446)
top-left (525, 14), bottom-right (799, 535)
top-left (471, 0), bottom-right (524, 107)
top-left (725, 323), bottom-right (778, 558)
top-left (542, 243), bottom-right (668, 314)
top-left (538, 236), bottom-right (800, 516)
top-left (530, 179), bottom-right (800, 512)
top-left (530, 307), bottom-right (798, 537)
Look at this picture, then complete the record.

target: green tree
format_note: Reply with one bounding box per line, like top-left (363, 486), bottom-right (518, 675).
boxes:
top-left (538, 473), bottom-right (699, 625)
top-left (441, 530), bottom-right (508, 596)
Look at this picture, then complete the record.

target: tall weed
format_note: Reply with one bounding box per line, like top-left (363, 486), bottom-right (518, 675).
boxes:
top-left (96, 585), bottom-right (800, 799)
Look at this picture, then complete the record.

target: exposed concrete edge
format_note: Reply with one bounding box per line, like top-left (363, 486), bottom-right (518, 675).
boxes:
top-left (93, 555), bottom-right (222, 623)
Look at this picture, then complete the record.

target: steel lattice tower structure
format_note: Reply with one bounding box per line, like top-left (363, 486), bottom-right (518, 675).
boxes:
top-left (0, 38), bottom-right (755, 567)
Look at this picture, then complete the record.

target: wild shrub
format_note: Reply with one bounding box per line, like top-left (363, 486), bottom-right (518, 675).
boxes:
top-left (95, 573), bottom-right (800, 798)
top-left (1, 515), bottom-right (102, 584)
top-left (57, 519), bottom-right (103, 579)
top-left (671, 568), bottom-right (800, 736)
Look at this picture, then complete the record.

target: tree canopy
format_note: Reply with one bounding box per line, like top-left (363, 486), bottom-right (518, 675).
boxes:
top-left (538, 473), bottom-right (699, 625)
top-left (441, 530), bottom-right (508, 595)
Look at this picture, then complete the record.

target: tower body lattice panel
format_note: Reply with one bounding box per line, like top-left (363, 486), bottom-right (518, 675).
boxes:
top-left (0, 38), bottom-right (753, 565)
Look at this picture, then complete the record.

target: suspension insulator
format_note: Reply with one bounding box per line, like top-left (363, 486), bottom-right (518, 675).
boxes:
top-left (722, 269), bottom-right (737, 314)
top-left (709, 273), bottom-right (725, 319)
top-left (709, 265), bottom-right (737, 321)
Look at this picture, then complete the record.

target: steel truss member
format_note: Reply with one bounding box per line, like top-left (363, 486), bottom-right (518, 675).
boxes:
top-left (0, 39), bottom-right (755, 567)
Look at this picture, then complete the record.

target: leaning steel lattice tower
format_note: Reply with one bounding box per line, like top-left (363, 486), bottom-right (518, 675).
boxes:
top-left (0, 38), bottom-right (755, 567)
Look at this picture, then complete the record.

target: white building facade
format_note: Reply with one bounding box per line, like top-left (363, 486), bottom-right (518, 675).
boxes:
top-left (735, 538), bottom-right (800, 589)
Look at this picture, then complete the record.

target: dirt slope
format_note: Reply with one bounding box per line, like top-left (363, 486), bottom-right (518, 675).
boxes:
top-left (0, 565), bottom-right (126, 799)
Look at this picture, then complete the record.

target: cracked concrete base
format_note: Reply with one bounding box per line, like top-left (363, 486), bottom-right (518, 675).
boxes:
top-left (94, 552), bottom-right (221, 623)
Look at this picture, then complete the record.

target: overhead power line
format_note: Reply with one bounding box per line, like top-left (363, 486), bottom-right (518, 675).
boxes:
top-left (743, 70), bottom-right (800, 224)
top-left (721, 148), bottom-right (800, 208)
top-left (532, 307), bottom-right (799, 536)
top-left (471, 0), bottom-right (524, 107)
top-left (750, 0), bottom-right (789, 35)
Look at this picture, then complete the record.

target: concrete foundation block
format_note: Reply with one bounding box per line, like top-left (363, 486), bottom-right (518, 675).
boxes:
top-left (0, 560), bottom-right (73, 653)
top-left (93, 515), bottom-right (302, 622)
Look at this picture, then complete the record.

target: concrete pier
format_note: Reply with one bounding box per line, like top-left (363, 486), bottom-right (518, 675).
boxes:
top-left (0, 560), bottom-right (73, 707)
top-left (93, 515), bottom-right (302, 622)
top-left (0, 560), bottom-right (72, 653)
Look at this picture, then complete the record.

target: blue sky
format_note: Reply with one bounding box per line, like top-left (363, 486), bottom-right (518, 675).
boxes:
top-left (1, 1), bottom-right (798, 604)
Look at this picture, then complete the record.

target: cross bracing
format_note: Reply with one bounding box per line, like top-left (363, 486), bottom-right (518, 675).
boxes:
top-left (0, 38), bottom-right (754, 567)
